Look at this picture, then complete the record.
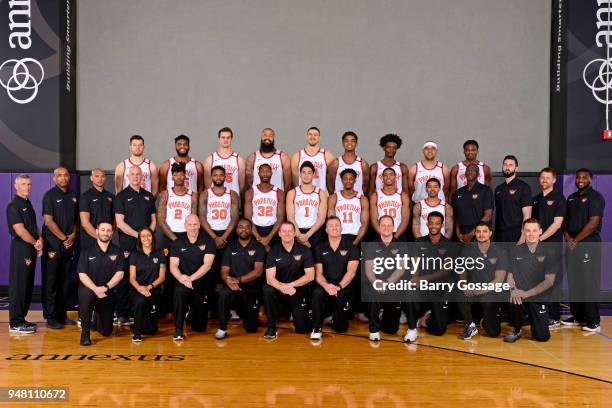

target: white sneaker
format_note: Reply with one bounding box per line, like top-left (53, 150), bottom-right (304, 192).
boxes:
top-left (357, 313), bottom-right (369, 323)
top-left (310, 328), bottom-right (323, 340)
top-left (369, 331), bottom-right (381, 341)
top-left (417, 310), bottom-right (431, 328)
top-left (403, 328), bottom-right (418, 343)
top-left (399, 311), bottom-right (407, 325)
top-left (229, 310), bottom-right (240, 321)
top-left (215, 329), bottom-right (227, 340)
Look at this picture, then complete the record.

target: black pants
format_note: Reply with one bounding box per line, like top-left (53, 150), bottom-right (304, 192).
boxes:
top-left (161, 233), bottom-right (186, 315)
top-left (130, 289), bottom-right (161, 336)
top-left (311, 285), bottom-right (352, 332)
top-left (41, 243), bottom-right (73, 322)
top-left (457, 301), bottom-right (501, 337)
top-left (78, 285), bottom-right (116, 336)
top-left (116, 235), bottom-right (137, 319)
top-left (567, 241), bottom-right (601, 326)
top-left (218, 285), bottom-right (260, 332)
top-left (173, 279), bottom-right (210, 332)
top-left (509, 302), bottom-right (550, 341)
top-left (403, 301), bottom-right (449, 336)
top-left (299, 228), bottom-right (326, 249)
top-left (255, 225), bottom-right (279, 249)
top-left (8, 240), bottom-right (36, 327)
top-left (368, 302), bottom-right (402, 334)
top-left (262, 284), bottom-right (310, 333)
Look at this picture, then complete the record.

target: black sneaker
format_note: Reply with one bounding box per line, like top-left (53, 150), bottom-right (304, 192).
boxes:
top-left (132, 334), bottom-right (143, 343)
top-left (24, 320), bottom-right (37, 329)
top-left (582, 323), bottom-right (601, 333)
top-left (9, 324), bottom-right (36, 335)
top-left (46, 319), bottom-right (63, 329)
top-left (461, 323), bottom-right (478, 340)
top-left (80, 331), bottom-right (92, 346)
top-left (61, 318), bottom-right (77, 326)
top-left (560, 317), bottom-right (581, 326)
top-left (173, 329), bottom-right (184, 341)
top-left (263, 328), bottom-right (277, 340)
top-left (548, 319), bottom-right (561, 328)
top-left (117, 317), bottom-right (134, 326)
top-left (503, 329), bottom-right (523, 343)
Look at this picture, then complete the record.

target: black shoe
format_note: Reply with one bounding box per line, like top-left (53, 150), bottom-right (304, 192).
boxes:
top-left (460, 323), bottom-right (478, 340)
top-left (61, 318), bottom-right (77, 326)
top-left (24, 320), bottom-right (37, 329)
top-left (132, 334), bottom-right (143, 343)
top-left (80, 331), bottom-right (92, 346)
top-left (263, 328), bottom-right (277, 340)
top-left (173, 329), bottom-right (184, 341)
top-left (117, 317), bottom-right (134, 326)
top-left (46, 319), bottom-right (63, 329)
top-left (560, 316), bottom-right (581, 326)
top-left (582, 323), bottom-right (601, 333)
top-left (8, 324), bottom-right (36, 335)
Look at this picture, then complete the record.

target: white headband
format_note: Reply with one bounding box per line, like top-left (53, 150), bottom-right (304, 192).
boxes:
top-left (423, 141), bottom-right (438, 149)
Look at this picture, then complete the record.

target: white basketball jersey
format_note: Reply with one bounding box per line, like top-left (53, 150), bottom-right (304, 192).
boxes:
top-left (293, 186), bottom-right (320, 229)
top-left (298, 148), bottom-right (328, 192)
top-left (251, 185), bottom-right (279, 227)
top-left (206, 188), bottom-right (231, 231)
top-left (412, 161), bottom-right (445, 202)
top-left (123, 158), bottom-right (152, 192)
top-left (335, 191), bottom-right (362, 235)
top-left (166, 188), bottom-right (193, 233)
top-left (456, 161), bottom-right (485, 188)
top-left (376, 190), bottom-right (403, 232)
top-left (253, 150), bottom-right (284, 189)
top-left (334, 156), bottom-right (364, 194)
top-left (418, 199), bottom-right (446, 237)
top-left (375, 160), bottom-right (403, 192)
top-left (211, 151), bottom-right (240, 194)
top-left (167, 157), bottom-right (198, 191)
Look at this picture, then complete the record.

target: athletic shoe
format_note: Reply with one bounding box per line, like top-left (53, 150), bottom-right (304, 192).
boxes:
top-left (323, 316), bottom-right (333, 325)
top-left (263, 328), bottom-right (277, 340)
top-left (24, 320), bottom-right (37, 329)
top-left (399, 311), bottom-right (407, 325)
top-left (46, 319), bottom-right (62, 329)
top-left (560, 317), bottom-right (581, 326)
top-left (61, 318), bottom-right (77, 326)
top-left (461, 323), bottom-right (478, 340)
top-left (80, 331), bottom-right (92, 346)
top-left (8, 324), bottom-right (36, 335)
top-left (417, 310), bottom-right (431, 328)
top-left (173, 329), bottom-right (184, 341)
top-left (132, 334), bottom-right (143, 343)
top-left (369, 332), bottom-right (381, 341)
top-left (356, 313), bottom-right (369, 323)
top-left (77, 318), bottom-right (81, 328)
top-left (117, 317), bottom-right (134, 326)
top-left (215, 329), bottom-right (228, 340)
top-left (229, 310), bottom-right (240, 321)
top-left (503, 329), bottom-right (523, 343)
top-left (310, 328), bottom-right (323, 340)
top-left (403, 329), bottom-right (417, 343)
top-left (548, 319), bottom-right (561, 328)
top-left (582, 323), bottom-right (601, 333)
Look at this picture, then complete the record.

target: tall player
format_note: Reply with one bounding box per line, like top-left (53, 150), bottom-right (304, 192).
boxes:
top-left (412, 178), bottom-right (453, 239)
top-left (449, 140), bottom-right (492, 197)
top-left (368, 133), bottom-right (409, 194)
top-left (159, 134), bottom-right (204, 192)
top-left (244, 164), bottom-right (285, 252)
top-left (114, 135), bottom-right (159, 196)
top-left (408, 141), bottom-right (449, 202)
top-left (370, 168), bottom-right (410, 240)
top-left (327, 169), bottom-right (369, 246)
top-left (327, 131), bottom-right (369, 195)
top-left (204, 127), bottom-right (246, 195)
top-left (245, 128), bottom-right (291, 190)
top-left (290, 127), bottom-right (334, 192)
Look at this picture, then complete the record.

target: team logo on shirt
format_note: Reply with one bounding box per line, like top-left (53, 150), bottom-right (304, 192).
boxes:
top-left (198, 244), bottom-right (206, 251)
top-left (24, 258), bottom-right (31, 266)
top-left (47, 251), bottom-right (56, 259)
top-left (144, 196), bottom-right (150, 201)
top-left (472, 193), bottom-right (478, 200)
top-left (109, 255), bottom-right (118, 261)
top-left (509, 189), bottom-right (516, 195)
top-left (163, 248), bottom-right (169, 257)
top-left (547, 200), bottom-right (555, 206)
top-left (107, 197), bottom-right (113, 202)
top-left (340, 250), bottom-right (348, 256)
top-left (123, 251), bottom-right (130, 259)
top-left (537, 256), bottom-right (546, 262)
top-left (248, 250), bottom-right (255, 256)
top-left (391, 249), bottom-right (399, 255)
top-left (489, 257), bottom-right (497, 265)
top-left (293, 254), bottom-right (302, 261)
top-left (153, 258), bottom-right (159, 264)
top-left (72, 197), bottom-right (77, 202)
top-left (581, 197), bottom-right (588, 203)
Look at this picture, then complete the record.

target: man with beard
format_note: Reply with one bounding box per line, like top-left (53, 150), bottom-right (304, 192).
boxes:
top-left (562, 169), bottom-right (605, 332)
top-left (368, 133), bottom-right (408, 194)
top-left (77, 222), bottom-right (125, 346)
top-left (291, 127), bottom-right (334, 192)
top-left (216, 219), bottom-right (265, 339)
top-left (412, 178), bottom-right (453, 239)
top-left (159, 134), bottom-right (205, 192)
top-left (204, 127), bottom-right (246, 195)
top-left (244, 164), bottom-right (285, 252)
top-left (408, 141), bottom-right (450, 203)
top-left (449, 140), bottom-right (491, 197)
top-left (245, 128), bottom-right (291, 190)
top-left (328, 168), bottom-right (369, 246)
top-left (452, 163), bottom-right (493, 244)
top-left (42, 167), bottom-right (78, 329)
top-left (370, 168), bottom-right (410, 240)
top-left (80, 168), bottom-right (114, 251)
top-left (494, 155), bottom-right (532, 243)
top-left (114, 134), bottom-right (159, 196)
top-left (328, 131), bottom-right (369, 195)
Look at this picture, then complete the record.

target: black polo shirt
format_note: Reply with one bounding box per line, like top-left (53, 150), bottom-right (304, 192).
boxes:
top-left (265, 241), bottom-right (314, 284)
top-left (170, 234), bottom-right (216, 276)
top-left (364, 237), bottom-right (401, 281)
top-left (494, 178), bottom-right (532, 232)
top-left (114, 186), bottom-right (156, 234)
top-left (80, 187), bottom-right (114, 242)
top-left (452, 182), bottom-right (494, 233)
top-left (77, 242), bottom-right (125, 286)
top-left (314, 239), bottom-right (360, 284)
top-left (414, 235), bottom-right (454, 278)
top-left (460, 242), bottom-right (508, 284)
top-left (221, 238), bottom-right (265, 288)
top-left (510, 243), bottom-right (556, 291)
top-left (532, 190), bottom-right (566, 242)
top-left (129, 249), bottom-right (165, 286)
top-left (42, 186), bottom-right (78, 248)
top-left (7, 195), bottom-right (38, 243)
top-left (566, 186), bottom-right (605, 240)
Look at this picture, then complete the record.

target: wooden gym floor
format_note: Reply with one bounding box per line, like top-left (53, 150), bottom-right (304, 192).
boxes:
top-left (0, 310), bottom-right (610, 407)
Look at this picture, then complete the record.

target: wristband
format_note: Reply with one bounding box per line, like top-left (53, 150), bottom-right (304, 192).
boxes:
top-left (103, 284), bottom-right (110, 290)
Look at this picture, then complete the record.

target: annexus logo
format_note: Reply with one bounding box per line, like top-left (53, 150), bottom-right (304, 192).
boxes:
top-left (583, 1), bottom-right (612, 105)
top-left (1, 0), bottom-right (44, 104)
top-left (4, 354), bottom-right (194, 361)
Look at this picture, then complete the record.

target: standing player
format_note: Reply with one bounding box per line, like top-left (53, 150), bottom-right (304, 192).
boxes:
top-left (262, 222), bottom-right (315, 339)
top-left (204, 127), bottom-right (246, 195)
top-left (328, 168), bottom-right (369, 246)
top-left (412, 178), bottom-right (453, 239)
top-left (286, 161), bottom-right (328, 248)
top-left (290, 127), bottom-right (334, 192)
top-left (42, 167), bottom-right (78, 329)
top-left (244, 164), bottom-right (285, 252)
top-left (368, 133), bottom-right (408, 194)
top-left (494, 155), bottom-right (532, 243)
top-left (328, 131), bottom-right (369, 195)
top-left (114, 135), bottom-right (158, 196)
top-left (451, 163), bottom-right (493, 243)
top-left (408, 141), bottom-right (450, 202)
top-left (159, 134), bottom-right (204, 192)
top-left (245, 128), bottom-right (291, 190)
top-left (562, 168), bottom-right (605, 332)
top-left (7, 174), bottom-right (43, 334)
top-left (449, 140), bottom-right (492, 196)
top-left (80, 168), bottom-right (114, 251)
top-left (369, 168), bottom-right (410, 240)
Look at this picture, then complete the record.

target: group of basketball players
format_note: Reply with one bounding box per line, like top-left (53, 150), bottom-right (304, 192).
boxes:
top-left (6, 127), bottom-right (605, 346)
